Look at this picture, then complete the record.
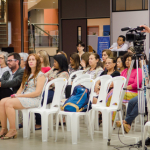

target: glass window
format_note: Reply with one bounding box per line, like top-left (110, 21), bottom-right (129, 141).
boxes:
top-left (145, 0), bottom-right (148, 9)
top-left (116, 0), bottom-right (125, 11)
top-left (112, 0), bottom-right (147, 12)
top-left (126, 0), bottom-right (142, 10)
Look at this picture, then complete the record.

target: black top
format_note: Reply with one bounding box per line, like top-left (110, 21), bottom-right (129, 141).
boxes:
top-left (100, 70), bottom-right (120, 77)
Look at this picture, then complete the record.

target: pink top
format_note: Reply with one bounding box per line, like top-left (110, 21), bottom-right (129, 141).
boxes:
top-left (41, 67), bottom-right (51, 73)
top-left (121, 68), bottom-right (142, 93)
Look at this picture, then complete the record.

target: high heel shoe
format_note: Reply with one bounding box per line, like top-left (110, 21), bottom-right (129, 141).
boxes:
top-left (0, 128), bottom-right (8, 138)
top-left (1, 129), bottom-right (17, 140)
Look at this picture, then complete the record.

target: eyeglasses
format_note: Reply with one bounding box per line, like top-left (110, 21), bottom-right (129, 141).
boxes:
top-left (0, 57), bottom-right (4, 60)
top-left (7, 59), bottom-right (17, 63)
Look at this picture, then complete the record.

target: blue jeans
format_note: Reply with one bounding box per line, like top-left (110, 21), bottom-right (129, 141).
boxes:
top-left (35, 89), bottom-right (54, 125)
top-left (125, 96), bottom-right (146, 125)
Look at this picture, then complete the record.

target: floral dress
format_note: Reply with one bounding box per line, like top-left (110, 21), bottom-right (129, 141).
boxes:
top-left (18, 71), bottom-right (45, 108)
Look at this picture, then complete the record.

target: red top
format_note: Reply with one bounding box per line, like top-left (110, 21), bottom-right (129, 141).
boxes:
top-left (121, 68), bottom-right (142, 93)
top-left (41, 67), bottom-right (51, 73)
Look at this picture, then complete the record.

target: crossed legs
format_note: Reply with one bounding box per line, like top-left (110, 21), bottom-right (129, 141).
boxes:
top-left (0, 97), bottom-right (25, 138)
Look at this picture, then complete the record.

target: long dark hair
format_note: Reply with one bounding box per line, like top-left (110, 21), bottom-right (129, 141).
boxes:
top-left (70, 53), bottom-right (80, 70)
top-left (53, 54), bottom-right (68, 74)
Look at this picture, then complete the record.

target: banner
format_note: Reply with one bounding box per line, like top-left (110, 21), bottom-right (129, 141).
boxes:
top-left (97, 36), bottom-right (110, 58)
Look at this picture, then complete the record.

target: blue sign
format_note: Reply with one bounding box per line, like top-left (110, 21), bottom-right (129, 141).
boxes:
top-left (97, 36), bottom-right (110, 58)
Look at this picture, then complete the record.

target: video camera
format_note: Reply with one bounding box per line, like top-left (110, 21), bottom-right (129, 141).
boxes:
top-left (121, 26), bottom-right (146, 54)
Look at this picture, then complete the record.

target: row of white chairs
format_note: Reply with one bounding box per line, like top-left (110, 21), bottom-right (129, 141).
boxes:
top-left (7, 70), bottom-right (139, 145)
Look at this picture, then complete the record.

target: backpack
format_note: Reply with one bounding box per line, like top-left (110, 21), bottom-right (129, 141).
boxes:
top-left (62, 85), bottom-right (90, 112)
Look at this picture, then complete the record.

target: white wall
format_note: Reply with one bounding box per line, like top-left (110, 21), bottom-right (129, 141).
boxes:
top-left (111, 10), bottom-right (149, 57)
top-left (30, 9), bottom-right (44, 31)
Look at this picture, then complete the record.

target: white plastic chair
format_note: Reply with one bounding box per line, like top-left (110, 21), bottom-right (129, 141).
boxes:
top-left (21, 77), bottom-right (48, 138)
top-left (27, 78), bottom-right (67, 142)
top-left (91, 76), bottom-right (126, 141)
top-left (65, 73), bottom-right (91, 131)
top-left (91, 75), bottom-right (112, 131)
top-left (55, 78), bottom-right (95, 144)
top-left (67, 70), bottom-right (84, 85)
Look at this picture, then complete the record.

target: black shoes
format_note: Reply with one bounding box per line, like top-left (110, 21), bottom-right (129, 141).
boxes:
top-left (145, 137), bottom-right (150, 146)
top-left (137, 137), bottom-right (150, 146)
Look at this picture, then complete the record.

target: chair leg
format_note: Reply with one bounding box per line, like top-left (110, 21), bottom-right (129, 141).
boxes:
top-left (31, 113), bottom-right (35, 133)
top-left (66, 116), bottom-right (71, 131)
top-left (55, 114), bottom-right (59, 142)
top-left (27, 112), bottom-right (32, 139)
top-left (119, 111), bottom-right (125, 136)
top-left (77, 116), bottom-right (80, 139)
top-left (22, 110), bottom-right (29, 138)
top-left (60, 114), bottom-right (65, 139)
top-left (88, 111), bottom-right (94, 141)
top-left (94, 111), bottom-right (99, 131)
top-left (102, 111), bottom-right (109, 139)
top-left (49, 114), bottom-right (53, 137)
top-left (15, 110), bottom-right (19, 130)
top-left (41, 113), bottom-right (48, 142)
top-left (71, 114), bottom-right (78, 144)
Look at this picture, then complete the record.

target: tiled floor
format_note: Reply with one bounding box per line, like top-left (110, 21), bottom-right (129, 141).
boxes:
top-left (0, 119), bottom-right (148, 150)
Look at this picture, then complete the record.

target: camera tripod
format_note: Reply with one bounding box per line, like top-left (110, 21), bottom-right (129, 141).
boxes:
top-left (107, 53), bottom-right (148, 150)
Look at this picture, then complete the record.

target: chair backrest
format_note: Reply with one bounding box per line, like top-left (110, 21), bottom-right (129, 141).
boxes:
top-left (68, 70), bottom-right (84, 85)
top-left (38, 77), bottom-right (48, 108)
top-left (93, 75), bottom-right (112, 106)
top-left (42, 78), bottom-right (67, 109)
top-left (71, 78), bottom-right (95, 95)
top-left (73, 74), bottom-right (91, 84)
top-left (71, 78), bottom-right (95, 112)
top-left (109, 76), bottom-right (126, 109)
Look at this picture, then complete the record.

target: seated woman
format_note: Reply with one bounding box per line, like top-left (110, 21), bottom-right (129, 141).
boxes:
top-left (93, 57), bottom-right (120, 104)
top-left (0, 54), bottom-right (46, 139)
top-left (116, 56), bottom-right (125, 73)
top-left (106, 52), bottom-right (142, 121)
top-left (83, 53), bottom-right (103, 79)
top-left (37, 50), bottom-right (51, 73)
top-left (80, 52), bottom-right (90, 70)
top-left (65, 53), bottom-right (103, 99)
top-left (0, 52), bottom-right (10, 78)
top-left (102, 49), bottom-right (113, 69)
top-left (68, 53), bottom-right (81, 75)
top-left (35, 54), bottom-right (69, 129)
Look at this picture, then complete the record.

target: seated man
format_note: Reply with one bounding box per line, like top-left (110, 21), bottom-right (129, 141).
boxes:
top-left (0, 52), bottom-right (24, 100)
top-left (109, 35), bottom-right (128, 52)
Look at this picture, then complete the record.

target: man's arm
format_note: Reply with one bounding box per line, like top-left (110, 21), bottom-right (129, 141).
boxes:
top-left (1, 69), bottom-right (24, 88)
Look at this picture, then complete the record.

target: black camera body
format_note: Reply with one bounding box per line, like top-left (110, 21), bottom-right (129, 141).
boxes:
top-left (121, 26), bottom-right (146, 54)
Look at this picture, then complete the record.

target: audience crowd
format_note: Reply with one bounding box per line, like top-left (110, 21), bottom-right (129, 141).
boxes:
top-left (0, 38), bottom-right (149, 144)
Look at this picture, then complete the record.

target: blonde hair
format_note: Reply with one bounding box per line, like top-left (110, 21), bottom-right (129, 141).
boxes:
top-left (37, 50), bottom-right (50, 67)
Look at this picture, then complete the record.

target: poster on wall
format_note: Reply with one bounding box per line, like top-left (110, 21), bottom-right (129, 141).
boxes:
top-left (97, 36), bottom-right (110, 58)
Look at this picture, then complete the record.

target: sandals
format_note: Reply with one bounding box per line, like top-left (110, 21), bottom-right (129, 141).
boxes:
top-left (1, 129), bottom-right (17, 140)
top-left (0, 128), bottom-right (8, 138)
